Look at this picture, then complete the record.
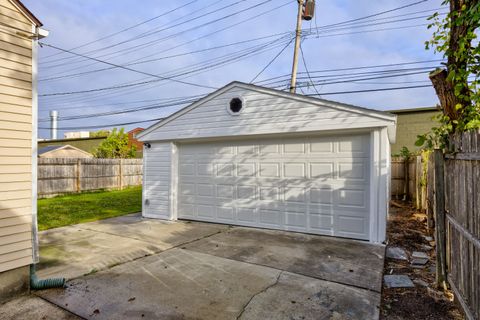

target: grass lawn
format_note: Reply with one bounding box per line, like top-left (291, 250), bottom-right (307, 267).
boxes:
top-left (37, 186), bottom-right (142, 230)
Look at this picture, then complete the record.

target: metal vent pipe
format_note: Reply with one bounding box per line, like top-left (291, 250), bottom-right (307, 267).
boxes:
top-left (49, 110), bottom-right (58, 140)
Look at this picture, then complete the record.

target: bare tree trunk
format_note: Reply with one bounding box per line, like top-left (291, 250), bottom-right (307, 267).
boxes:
top-left (429, 0), bottom-right (473, 127)
top-left (430, 69), bottom-right (461, 121)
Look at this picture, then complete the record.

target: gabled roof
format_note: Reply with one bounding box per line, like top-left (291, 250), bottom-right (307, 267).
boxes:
top-left (38, 145), bottom-right (92, 157)
top-left (137, 81), bottom-right (396, 141)
top-left (9, 0), bottom-right (43, 27)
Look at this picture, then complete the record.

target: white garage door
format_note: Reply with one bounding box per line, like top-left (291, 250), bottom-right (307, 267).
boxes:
top-left (177, 134), bottom-right (371, 240)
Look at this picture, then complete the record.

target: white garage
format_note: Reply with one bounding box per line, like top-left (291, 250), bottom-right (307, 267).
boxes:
top-left (137, 82), bottom-right (396, 243)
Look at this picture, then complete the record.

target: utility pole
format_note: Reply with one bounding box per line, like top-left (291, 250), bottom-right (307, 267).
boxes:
top-left (290, 0), bottom-right (304, 93)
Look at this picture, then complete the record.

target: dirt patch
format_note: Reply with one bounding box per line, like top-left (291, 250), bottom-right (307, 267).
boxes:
top-left (380, 203), bottom-right (464, 320)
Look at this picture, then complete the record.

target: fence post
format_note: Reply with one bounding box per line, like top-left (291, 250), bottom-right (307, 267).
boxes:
top-left (403, 157), bottom-right (409, 201)
top-left (427, 153), bottom-right (435, 232)
top-left (433, 149), bottom-right (447, 289)
top-left (119, 159), bottom-right (123, 190)
top-left (416, 155), bottom-right (422, 209)
top-left (76, 159), bottom-right (81, 193)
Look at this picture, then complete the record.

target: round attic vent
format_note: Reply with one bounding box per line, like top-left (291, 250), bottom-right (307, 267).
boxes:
top-left (228, 97), bottom-right (244, 115)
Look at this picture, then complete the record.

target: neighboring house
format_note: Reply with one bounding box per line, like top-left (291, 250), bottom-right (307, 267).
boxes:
top-left (128, 127), bottom-right (144, 158)
top-left (0, 0), bottom-right (47, 301)
top-left (389, 107), bottom-right (440, 154)
top-left (38, 136), bottom-right (106, 154)
top-left (64, 131), bottom-right (89, 139)
top-left (138, 82), bottom-right (396, 244)
top-left (38, 145), bottom-right (93, 158)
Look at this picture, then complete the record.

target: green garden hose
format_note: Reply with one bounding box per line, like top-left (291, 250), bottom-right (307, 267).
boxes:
top-left (30, 264), bottom-right (65, 290)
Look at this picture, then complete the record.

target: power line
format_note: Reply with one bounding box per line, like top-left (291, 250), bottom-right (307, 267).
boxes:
top-left (260, 66), bottom-right (440, 88)
top-left (39, 1), bottom-right (434, 81)
top-left (38, 85), bottom-right (433, 130)
top-left (41, 0), bottom-right (200, 61)
top-left (38, 22), bottom-right (430, 98)
top-left (39, 117), bottom-right (166, 130)
top-left (39, 94), bottom-right (205, 112)
top-left (41, 0), bottom-right (279, 69)
top-left (39, 42), bottom-right (218, 92)
top-left (255, 59), bottom-right (444, 84)
top-left (40, 14), bottom-right (435, 83)
top-left (289, 70), bottom-right (431, 89)
top-left (40, 1), bottom-right (294, 82)
top-left (249, 38), bottom-right (294, 83)
top-left (39, 97), bottom-right (199, 122)
top-left (39, 59), bottom-right (444, 110)
top-left (39, 36), bottom-right (293, 97)
top-left (40, 0), bottom-right (245, 66)
top-left (39, 32), bottom-right (291, 82)
top-left (305, 84), bottom-right (432, 96)
top-left (299, 42), bottom-right (321, 96)
top-left (309, 0), bottom-right (429, 30)
top-left (40, 22), bottom-right (430, 85)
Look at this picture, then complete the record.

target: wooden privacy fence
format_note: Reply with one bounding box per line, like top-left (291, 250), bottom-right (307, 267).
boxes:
top-left (430, 130), bottom-right (480, 320)
top-left (391, 156), bottom-right (428, 211)
top-left (38, 158), bottom-right (143, 198)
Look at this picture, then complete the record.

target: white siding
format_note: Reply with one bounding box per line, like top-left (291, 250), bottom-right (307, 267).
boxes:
top-left (142, 142), bottom-right (172, 219)
top-left (0, 0), bottom-right (35, 273)
top-left (140, 85), bottom-right (395, 142)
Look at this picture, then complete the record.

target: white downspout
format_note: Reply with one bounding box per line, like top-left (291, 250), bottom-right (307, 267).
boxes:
top-left (31, 26), bottom-right (48, 264)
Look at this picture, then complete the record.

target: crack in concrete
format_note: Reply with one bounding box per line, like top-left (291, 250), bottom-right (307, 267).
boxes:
top-left (72, 228), bottom-right (227, 281)
top-left (34, 228), bottom-right (230, 319)
top-left (235, 271), bottom-right (283, 320)
top-left (35, 295), bottom-right (88, 320)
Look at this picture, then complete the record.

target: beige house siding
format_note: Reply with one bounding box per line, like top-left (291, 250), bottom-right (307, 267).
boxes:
top-left (0, 0), bottom-right (35, 273)
top-left (390, 108), bottom-right (440, 155)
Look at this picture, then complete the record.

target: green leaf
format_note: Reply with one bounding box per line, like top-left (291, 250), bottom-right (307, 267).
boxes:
top-left (415, 135), bottom-right (426, 147)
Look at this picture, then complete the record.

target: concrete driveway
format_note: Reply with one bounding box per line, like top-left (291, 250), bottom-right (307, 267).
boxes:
top-left (26, 214), bottom-right (384, 319)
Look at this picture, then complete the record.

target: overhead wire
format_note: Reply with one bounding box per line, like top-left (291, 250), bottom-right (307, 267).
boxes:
top-left (40, 0), bottom-right (247, 66)
top-left (39, 42), bottom-right (218, 91)
top-left (38, 84), bottom-right (434, 130)
top-left (249, 38), bottom-right (294, 83)
top-left (39, 7), bottom-right (440, 82)
top-left (40, 0), bottom-right (279, 70)
top-left (40, 0), bottom-right (295, 81)
top-left (40, 0), bottom-right (200, 61)
top-left (299, 42), bottom-right (321, 96)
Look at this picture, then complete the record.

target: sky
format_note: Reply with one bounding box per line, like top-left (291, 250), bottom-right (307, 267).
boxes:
top-left (22, 0), bottom-right (445, 139)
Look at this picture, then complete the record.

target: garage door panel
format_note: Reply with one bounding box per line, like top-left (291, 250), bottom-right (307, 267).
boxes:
top-left (283, 163), bottom-right (306, 178)
top-left (310, 162), bottom-right (335, 179)
top-left (259, 187), bottom-right (280, 201)
top-left (259, 163), bottom-right (280, 177)
top-left (336, 189), bottom-right (368, 209)
top-left (259, 209), bottom-right (283, 227)
top-left (177, 134), bottom-right (371, 240)
top-left (285, 211), bottom-right (307, 228)
top-left (216, 206), bottom-right (234, 221)
top-left (336, 215), bottom-right (368, 239)
top-left (309, 187), bottom-right (334, 205)
top-left (197, 205), bottom-right (215, 219)
top-left (237, 207), bottom-right (256, 223)
top-left (216, 185), bottom-right (234, 199)
top-left (309, 213), bottom-right (334, 233)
